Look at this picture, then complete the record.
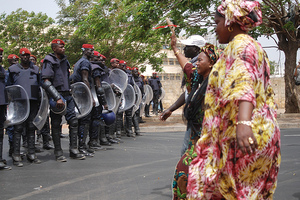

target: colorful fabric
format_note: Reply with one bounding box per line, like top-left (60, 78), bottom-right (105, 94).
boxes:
top-left (217, 0), bottom-right (262, 31)
top-left (187, 34), bottom-right (281, 200)
top-left (201, 43), bottom-right (220, 64)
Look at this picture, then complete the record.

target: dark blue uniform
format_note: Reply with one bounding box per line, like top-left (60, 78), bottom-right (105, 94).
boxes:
top-left (88, 62), bottom-right (106, 146)
top-left (148, 77), bottom-right (162, 115)
top-left (0, 65), bottom-right (8, 167)
top-left (42, 53), bottom-right (79, 159)
top-left (8, 62), bottom-right (40, 163)
top-left (70, 56), bottom-right (93, 155)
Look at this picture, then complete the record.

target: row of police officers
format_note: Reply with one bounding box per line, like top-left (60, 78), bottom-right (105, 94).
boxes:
top-left (0, 38), bottom-right (160, 169)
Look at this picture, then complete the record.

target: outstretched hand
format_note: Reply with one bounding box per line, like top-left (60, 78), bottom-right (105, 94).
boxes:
top-left (160, 109), bottom-right (172, 121)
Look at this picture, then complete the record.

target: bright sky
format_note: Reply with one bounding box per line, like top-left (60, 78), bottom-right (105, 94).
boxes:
top-left (0, 0), bottom-right (294, 72)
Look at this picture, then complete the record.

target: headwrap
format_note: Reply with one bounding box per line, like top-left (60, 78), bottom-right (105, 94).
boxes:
top-left (217, 0), bottom-right (262, 31)
top-left (200, 43), bottom-right (220, 64)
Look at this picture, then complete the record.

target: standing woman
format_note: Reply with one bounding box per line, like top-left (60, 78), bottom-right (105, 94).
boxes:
top-left (187, 0), bottom-right (281, 199)
top-left (173, 43), bottom-right (219, 200)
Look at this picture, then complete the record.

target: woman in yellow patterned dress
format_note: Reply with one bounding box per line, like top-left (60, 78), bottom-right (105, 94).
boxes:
top-left (187, 0), bottom-right (281, 199)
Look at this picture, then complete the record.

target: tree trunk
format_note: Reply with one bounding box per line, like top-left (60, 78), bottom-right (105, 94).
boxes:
top-left (283, 41), bottom-right (300, 113)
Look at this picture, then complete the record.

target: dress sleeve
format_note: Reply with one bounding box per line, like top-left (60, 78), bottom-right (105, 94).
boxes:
top-left (220, 42), bottom-right (260, 108)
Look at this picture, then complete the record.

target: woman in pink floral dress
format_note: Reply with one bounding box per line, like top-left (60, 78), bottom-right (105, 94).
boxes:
top-left (187, 0), bottom-right (281, 199)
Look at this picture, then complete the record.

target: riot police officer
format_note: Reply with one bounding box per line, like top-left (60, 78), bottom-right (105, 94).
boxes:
top-left (132, 67), bottom-right (144, 136)
top-left (7, 48), bottom-right (41, 166)
top-left (42, 39), bottom-right (85, 162)
top-left (88, 50), bottom-right (109, 150)
top-left (70, 44), bottom-right (95, 157)
top-left (148, 72), bottom-right (162, 116)
top-left (6, 54), bottom-right (19, 157)
top-left (0, 48), bottom-right (12, 170)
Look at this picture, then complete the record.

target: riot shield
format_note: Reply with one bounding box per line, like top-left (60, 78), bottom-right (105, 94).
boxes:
top-left (90, 79), bottom-right (100, 107)
top-left (158, 88), bottom-right (165, 102)
top-left (132, 84), bottom-right (142, 116)
top-left (4, 85), bottom-right (30, 128)
top-left (118, 84), bottom-right (136, 112)
top-left (108, 68), bottom-right (128, 92)
top-left (33, 87), bottom-right (49, 130)
top-left (101, 81), bottom-right (116, 110)
top-left (145, 85), bottom-right (153, 105)
top-left (139, 85), bottom-right (149, 117)
top-left (71, 82), bottom-right (93, 119)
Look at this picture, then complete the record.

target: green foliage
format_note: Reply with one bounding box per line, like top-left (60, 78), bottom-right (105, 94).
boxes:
top-left (0, 9), bottom-right (62, 68)
top-left (69, 0), bottom-right (219, 71)
top-left (269, 60), bottom-right (278, 75)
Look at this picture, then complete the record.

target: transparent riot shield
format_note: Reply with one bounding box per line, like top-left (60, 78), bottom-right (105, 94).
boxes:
top-left (132, 84), bottom-right (142, 116)
top-left (71, 82), bottom-right (93, 119)
top-left (108, 68), bottom-right (128, 92)
top-left (4, 85), bottom-right (30, 128)
top-left (33, 87), bottom-right (49, 130)
top-left (90, 79), bottom-right (100, 107)
top-left (139, 85), bottom-right (149, 117)
top-left (101, 81), bottom-right (116, 110)
top-left (145, 85), bottom-right (153, 105)
top-left (118, 84), bottom-right (136, 112)
top-left (158, 88), bottom-right (165, 102)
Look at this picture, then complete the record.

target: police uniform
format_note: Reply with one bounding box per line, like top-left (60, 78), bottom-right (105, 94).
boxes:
top-left (42, 39), bottom-right (85, 161)
top-left (8, 49), bottom-right (41, 166)
top-left (124, 68), bottom-right (135, 137)
top-left (0, 61), bottom-right (11, 170)
top-left (88, 55), bottom-right (109, 150)
top-left (132, 73), bottom-right (144, 135)
top-left (69, 45), bottom-right (94, 157)
top-left (148, 74), bottom-right (162, 115)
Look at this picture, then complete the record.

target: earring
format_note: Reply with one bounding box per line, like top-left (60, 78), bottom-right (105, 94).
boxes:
top-left (228, 26), bottom-right (233, 32)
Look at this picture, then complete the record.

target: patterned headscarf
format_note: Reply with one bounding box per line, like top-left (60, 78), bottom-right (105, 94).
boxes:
top-left (217, 0), bottom-right (262, 31)
top-left (200, 43), bottom-right (220, 64)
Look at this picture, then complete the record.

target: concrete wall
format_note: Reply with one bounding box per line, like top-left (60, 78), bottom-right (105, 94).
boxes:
top-left (158, 73), bottom-right (285, 111)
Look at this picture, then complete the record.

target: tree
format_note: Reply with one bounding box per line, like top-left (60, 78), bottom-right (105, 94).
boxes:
top-left (0, 9), bottom-right (63, 67)
top-left (62, 0), bottom-right (217, 72)
top-left (259, 0), bottom-right (300, 112)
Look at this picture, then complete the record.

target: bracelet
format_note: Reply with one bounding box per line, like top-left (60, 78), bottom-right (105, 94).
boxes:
top-left (174, 50), bottom-right (180, 56)
top-left (236, 121), bottom-right (252, 127)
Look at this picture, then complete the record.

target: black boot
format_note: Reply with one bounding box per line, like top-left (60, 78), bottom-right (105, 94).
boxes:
top-left (115, 113), bottom-right (123, 139)
top-left (125, 109), bottom-right (135, 137)
top-left (27, 127), bottom-right (41, 164)
top-left (145, 104), bottom-right (151, 117)
top-left (51, 120), bottom-right (66, 162)
top-left (88, 139), bottom-right (105, 151)
top-left (12, 126), bottom-right (23, 167)
top-left (8, 141), bottom-right (13, 157)
top-left (0, 129), bottom-right (12, 170)
top-left (42, 133), bottom-right (54, 150)
top-left (69, 118), bottom-right (85, 160)
top-left (88, 120), bottom-right (105, 150)
top-left (133, 113), bottom-right (142, 136)
top-left (99, 125), bottom-right (111, 146)
top-left (105, 126), bottom-right (118, 144)
top-left (78, 124), bottom-right (94, 157)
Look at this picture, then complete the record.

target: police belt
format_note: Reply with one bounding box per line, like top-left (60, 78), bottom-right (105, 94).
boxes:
top-left (59, 91), bottom-right (71, 97)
